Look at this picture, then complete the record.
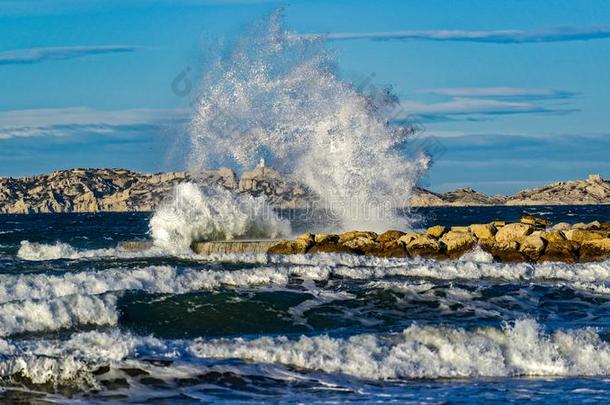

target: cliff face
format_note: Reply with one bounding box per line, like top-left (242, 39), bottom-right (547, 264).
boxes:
top-left (0, 167), bottom-right (311, 214)
top-left (407, 174), bottom-right (610, 207)
top-left (1, 169), bottom-right (609, 213)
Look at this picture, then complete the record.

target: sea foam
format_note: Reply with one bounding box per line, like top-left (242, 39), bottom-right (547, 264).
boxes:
top-left (149, 183), bottom-right (290, 252)
top-left (2, 320), bottom-right (610, 388)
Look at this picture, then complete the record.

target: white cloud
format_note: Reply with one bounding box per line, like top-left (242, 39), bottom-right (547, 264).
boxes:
top-left (420, 87), bottom-right (575, 99)
top-left (0, 107), bottom-right (188, 140)
top-left (0, 45), bottom-right (139, 65)
top-left (302, 26), bottom-right (610, 44)
top-left (397, 98), bottom-right (552, 117)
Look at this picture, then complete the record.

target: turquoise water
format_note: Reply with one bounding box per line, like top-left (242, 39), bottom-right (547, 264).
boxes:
top-left (0, 207), bottom-right (609, 403)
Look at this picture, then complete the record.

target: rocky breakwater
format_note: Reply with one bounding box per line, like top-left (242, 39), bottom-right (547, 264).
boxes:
top-left (267, 216), bottom-right (610, 263)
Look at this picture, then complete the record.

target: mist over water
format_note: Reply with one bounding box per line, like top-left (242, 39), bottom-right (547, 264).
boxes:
top-left (187, 12), bottom-right (428, 231)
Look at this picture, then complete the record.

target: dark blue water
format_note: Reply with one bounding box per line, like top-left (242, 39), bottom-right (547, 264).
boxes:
top-left (0, 206), bottom-right (609, 403)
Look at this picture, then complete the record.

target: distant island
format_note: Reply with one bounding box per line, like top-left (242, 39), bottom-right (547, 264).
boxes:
top-left (0, 166), bottom-right (609, 214)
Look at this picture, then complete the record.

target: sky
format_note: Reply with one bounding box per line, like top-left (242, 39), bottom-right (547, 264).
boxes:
top-left (1, 0), bottom-right (610, 194)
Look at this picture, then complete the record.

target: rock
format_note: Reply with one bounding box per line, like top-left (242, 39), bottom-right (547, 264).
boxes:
top-left (601, 221), bottom-right (610, 231)
top-left (572, 223), bottom-right (588, 230)
top-left (314, 234), bottom-right (338, 244)
top-left (364, 240), bottom-right (408, 257)
top-left (538, 240), bottom-right (578, 263)
top-left (426, 225), bottom-right (446, 239)
top-left (479, 239), bottom-right (525, 262)
top-left (440, 231), bottom-right (477, 258)
top-left (376, 230), bottom-right (405, 242)
top-left (519, 235), bottom-right (547, 261)
top-left (563, 229), bottom-right (604, 243)
top-left (338, 231), bottom-right (378, 244)
top-left (267, 239), bottom-right (311, 255)
top-left (495, 223), bottom-right (534, 243)
top-left (469, 223), bottom-right (496, 239)
top-left (538, 230), bottom-right (566, 243)
top-left (587, 220), bottom-right (602, 230)
top-left (552, 222), bottom-right (571, 231)
top-left (406, 235), bottom-right (444, 259)
top-left (308, 240), bottom-right (357, 254)
top-left (492, 221), bottom-right (507, 228)
top-left (343, 236), bottom-right (379, 252)
top-left (296, 233), bottom-right (315, 244)
top-left (520, 215), bottom-right (552, 227)
top-left (450, 226), bottom-right (470, 233)
top-left (398, 232), bottom-right (420, 246)
top-left (580, 239), bottom-right (610, 262)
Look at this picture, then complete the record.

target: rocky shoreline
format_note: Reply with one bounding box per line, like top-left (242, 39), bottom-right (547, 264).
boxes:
top-left (1, 167), bottom-right (609, 213)
top-left (267, 216), bottom-right (610, 263)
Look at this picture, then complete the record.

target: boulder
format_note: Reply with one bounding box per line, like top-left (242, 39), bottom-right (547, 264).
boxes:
top-left (537, 230), bottom-right (566, 243)
top-left (601, 221), bottom-right (610, 231)
top-left (520, 215), bottom-right (552, 227)
top-left (572, 222), bottom-right (588, 230)
top-left (314, 234), bottom-right (339, 244)
top-left (268, 239), bottom-right (312, 254)
top-left (376, 230), bottom-right (405, 242)
top-left (495, 223), bottom-right (534, 243)
top-left (406, 235), bottom-right (444, 259)
top-left (479, 239), bottom-right (525, 262)
top-left (338, 231), bottom-right (378, 244)
top-left (426, 225), bottom-right (446, 239)
top-left (469, 223), bottom-right (496, 240)
top-left (364, 240), bottom-right (408, 257)
top-left (538, 240), bottom-right (578, 263)
top-left (440, 231), bottom-right (477, 258)
top-left (580, 239), bottom-right (610, 262)
top-left (563, 229), bottom-right (604, 243)
top-left (552, 222), bottom-right (571, 231)
top-left (492, 220), bottom-right (507, 228)
top-left (343, 236), bottom-right (379, 252)
top-left (587, 220), bottom-right (602, 230)
top-left (398, 232), bottom-right (420, 245)
top-left (450, 226), bottom-right (470, 233)
top-left (519, 235), bottom-right (547, 261)
top-left (308, 240), bottom-right (357, 254)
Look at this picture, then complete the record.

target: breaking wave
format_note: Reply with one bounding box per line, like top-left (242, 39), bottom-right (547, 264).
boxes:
top-left (3, 320), bottom-right (610, 389)
top-left (149, 183), bottom-right (290, 252)
top-left (190, 319), bottom-right (610, 379)
top-left (187, 12), bottom-right (428, 231)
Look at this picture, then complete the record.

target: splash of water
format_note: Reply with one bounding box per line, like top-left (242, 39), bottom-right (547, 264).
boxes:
top-left (149, 183), bottom-right (290, 251)
top-left (187, 12), bottom-right (428, 231)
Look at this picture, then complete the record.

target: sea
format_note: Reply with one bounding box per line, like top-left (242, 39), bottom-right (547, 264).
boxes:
top-left (0, 205), bottom-right (610, 403)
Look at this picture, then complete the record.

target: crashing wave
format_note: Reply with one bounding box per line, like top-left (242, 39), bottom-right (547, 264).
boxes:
top-left (186, 12), bottom-right (428, 231)
top-left (4, 320), bottom-right (610, 388)
top-left (149, 183), bottom-right (290, 252)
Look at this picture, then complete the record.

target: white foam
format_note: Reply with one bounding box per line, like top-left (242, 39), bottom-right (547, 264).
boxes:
top-left (16, 240), bottom-right (164, 261)
top-left (187, 12), bottom-right (428, 231)
top-left (0, 294), bottom-right (117, 337)
top-left (189, 319), bottom-right (610, 379)
top-left (3, 320), bottom-right (610, 387)
top-left (149, 183), bottom-right (290, 252)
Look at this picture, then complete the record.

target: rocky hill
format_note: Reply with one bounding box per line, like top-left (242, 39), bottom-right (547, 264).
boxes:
top-left (0, 165), bottom-right (312, 214)
top-left (407, 174), bottom-right (610, 207)
top-left (0, 168), bottom-right (608, 213)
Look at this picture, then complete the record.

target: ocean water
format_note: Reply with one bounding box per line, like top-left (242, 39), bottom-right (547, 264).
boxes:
top-left (0, 206), bottom-right (610, 403)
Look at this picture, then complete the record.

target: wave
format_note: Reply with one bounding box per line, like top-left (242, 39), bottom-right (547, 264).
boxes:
top-left (189, 319), bottom-right (610, 379)
top-left (186, 12), bottom-right (428, 231)
top-left (3, 319), bottom-right (610, 389)
top-left (0, 294), bottom-right (117, 337)
top-left (149, 183), bottom-right (290, 252)
top-left (6, 255), bottom-right (610, 304)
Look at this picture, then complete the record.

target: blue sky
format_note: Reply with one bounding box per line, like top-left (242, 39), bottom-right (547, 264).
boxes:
top-left (1, 0), bottom-right (609, 194)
